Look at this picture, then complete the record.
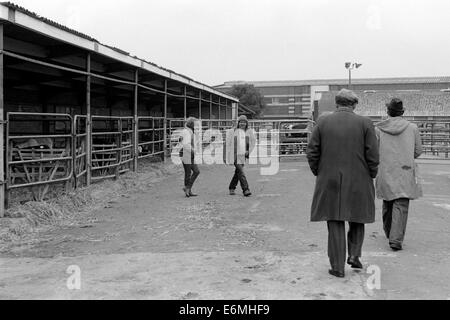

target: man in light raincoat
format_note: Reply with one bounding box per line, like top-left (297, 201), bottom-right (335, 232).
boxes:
top-left (225, 115), bottom-right (257, 197)
top-left (375, 98), bottom-right (423, 251)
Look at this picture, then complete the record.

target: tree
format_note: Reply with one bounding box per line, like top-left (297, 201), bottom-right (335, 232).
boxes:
top-left (230, 84), bottom-right (266, 117)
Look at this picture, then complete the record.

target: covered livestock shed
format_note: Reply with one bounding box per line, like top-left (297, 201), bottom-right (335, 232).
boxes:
top-left (0, 2), bottom-right (239, 216)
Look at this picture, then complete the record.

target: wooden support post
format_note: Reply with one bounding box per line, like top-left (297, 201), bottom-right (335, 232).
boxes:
top-left (184, 86), bottom-right (187, 120)
top-left (210, 95), bottom-right (213, 129)
top-left (163, 80), bottom-right (168, 161)
top-left (86, 53), bottom-right (92, 186)
top-left (0, 24), bottom-right (4, 217)
top-left (199, 91), bottom-right (202, 120)
top-left (225, 99), bottom-right (229, 122)
top-left (218, 98), bottom-right (221, 127)
top-left (232, 102), bottom-right (238, 120)
top-left (116, 118), bottom-right (121, 180)
top-left (133, 69), bottom-right (139, 171)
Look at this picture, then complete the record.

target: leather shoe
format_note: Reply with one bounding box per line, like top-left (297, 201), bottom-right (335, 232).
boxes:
top-left (390, 243), bottom-right (402, 251)
top-left (183, 187), bottom-right (190, 198)
top-left (347, 256), bottom-right (363, 269)
top-left (328, 269), bottom-right (345, 278)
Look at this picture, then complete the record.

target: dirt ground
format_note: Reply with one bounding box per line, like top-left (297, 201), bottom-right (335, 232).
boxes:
top-left (0, 159), bottom-right (449, 300)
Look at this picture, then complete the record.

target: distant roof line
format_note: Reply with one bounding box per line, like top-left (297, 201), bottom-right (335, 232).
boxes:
top-left (0, 1), bottom-right (238, 102)
top-left (217, 76), bottom-right (450, 88)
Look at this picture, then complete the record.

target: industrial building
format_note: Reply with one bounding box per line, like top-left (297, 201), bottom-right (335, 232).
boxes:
top-left (216, 77), bottom-right (450, 120)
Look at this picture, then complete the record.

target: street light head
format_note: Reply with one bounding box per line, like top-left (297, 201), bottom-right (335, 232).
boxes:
top-left (355, 63), bottom-right (363, 69)
top-left (345, 62), bottom-right (351, 69)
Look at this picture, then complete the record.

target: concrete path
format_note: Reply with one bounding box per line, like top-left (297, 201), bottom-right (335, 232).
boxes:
top-left (0, 161), bottom-right (449, 300)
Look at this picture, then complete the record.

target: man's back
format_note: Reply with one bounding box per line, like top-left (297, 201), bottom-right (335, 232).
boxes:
top-left (307, 107), bottom-right (379, 223)
top-left (308, 108), bottom-right (379, 180)
top-left (375, 117), bottom-right (423, 201)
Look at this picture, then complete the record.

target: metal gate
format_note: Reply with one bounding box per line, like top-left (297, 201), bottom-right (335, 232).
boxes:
top-left (74, 115), bottom-right (88, 188)
top-left (5, 112), bottom-right (74, 202)
top-left (413, 120), bottom-right (450, 159)
top-left (90, 116), bottom-right (134, 182)
top-left (249, 119), bottom-right (314, 159)
top-left (138, 117), bottom-right (165, 159)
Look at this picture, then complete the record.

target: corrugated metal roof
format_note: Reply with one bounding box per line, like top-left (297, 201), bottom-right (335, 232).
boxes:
top-left (218, 76), bottom-right (450, 88)
top-left (1, 2), bottom-right (98, 41)
top-left (0, 2), bottom-right (232, 100)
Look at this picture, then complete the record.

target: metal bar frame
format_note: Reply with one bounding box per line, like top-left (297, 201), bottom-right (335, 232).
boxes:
top-left (133, 69), bottom-right (139, 171)
top-left (0, 25), bottom-right (4, 216)
top-left (6, 112), bottom-right (74, 197)
top-left (86, 53), bottom-right (92, 186)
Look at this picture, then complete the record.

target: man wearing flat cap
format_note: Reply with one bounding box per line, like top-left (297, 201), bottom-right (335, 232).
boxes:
top-left (307, 89), bottom-right (379, 278)
top-left (375, 98), bottom-right (423, 251)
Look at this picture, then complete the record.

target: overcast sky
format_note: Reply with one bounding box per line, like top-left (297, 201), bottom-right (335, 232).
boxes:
top-left (11, 0), bottom-right (450, 86)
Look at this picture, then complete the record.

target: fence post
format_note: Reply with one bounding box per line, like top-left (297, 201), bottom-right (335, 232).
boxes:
top-left (152, 118), bottom-right (155, 156)
top-left (184, 86), bottom-right (187, 120)
top-left (133, 69), bottom-right (139, 171)
top-left (199, 91), bottom-right (202, 120)
top-left (163, 80), bottom-right (168, 162)
top-left (431, 123), bottom-right (435, 156)
top-left (445, 124), bottom-right (450, 159)
top-left (72, 116), bottom-right (77, 189)
top-left (116, 118), bottom-right (122, 180)
top-left (210, 95), bottom-right (213, 129)
top-left (69, 115), bottom-right (75, 192)
top-left (218, 98), bottom-right (221, 129)
top-left (86, 53), bottom-right (92, 186)
top-left (0, 24), bottom-right (4, 217)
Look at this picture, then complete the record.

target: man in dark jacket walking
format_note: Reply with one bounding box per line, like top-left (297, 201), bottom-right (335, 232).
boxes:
top-left (307, 89), bottom-right (379, 278)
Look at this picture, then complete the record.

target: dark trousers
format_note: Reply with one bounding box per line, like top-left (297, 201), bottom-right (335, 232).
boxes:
top-left (382, 198), bottom-right (410, 247)
top-left (327, 221), bottom-right (365, 272)
top-left (229, 163), bottom-right (249, 192)
top-left (182, 163), bottom-right (200, 189)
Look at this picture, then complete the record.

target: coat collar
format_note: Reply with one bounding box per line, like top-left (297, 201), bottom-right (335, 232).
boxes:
top-left (336, 106), bottom-right (355, 113)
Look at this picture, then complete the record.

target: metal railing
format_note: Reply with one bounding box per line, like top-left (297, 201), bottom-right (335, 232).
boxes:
top-left (138, 117), bottom-right (165, 159)
top-left (5, 113), bottom-right (449, 206)
top-left (165, 119), bottom-right (234, 161)
top-left (249, 119), bottom-right (315, 159)
top-left (6, 113), bottom-right (74, 202)
top-left (413, 121), bottom-right (450, 159)
top-left (4, 113), bottom-right (171, 205)
top-left (164, 119), bottom-right (315, 161)
top-left (74, 115), bottom-right (88, 188)
top-left (372, 118), bottom-right (450, 159)
top-left (90, 116), bottom-right (134, 182)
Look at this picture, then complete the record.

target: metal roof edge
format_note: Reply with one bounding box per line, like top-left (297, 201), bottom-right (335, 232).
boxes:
top-left (0, 2), bottom-right (238, 102)
top-left (218, 76), bottom-right (450, 88)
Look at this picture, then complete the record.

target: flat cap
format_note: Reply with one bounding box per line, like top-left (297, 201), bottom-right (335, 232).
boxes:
top-left (335, 89), bottom-right (359, 106)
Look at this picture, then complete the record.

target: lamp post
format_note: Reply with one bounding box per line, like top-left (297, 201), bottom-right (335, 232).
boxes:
top-left (345, 62), bottom-right (362, 89)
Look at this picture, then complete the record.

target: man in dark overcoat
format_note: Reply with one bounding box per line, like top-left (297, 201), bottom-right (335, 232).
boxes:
top-left (306, 89), bottom-right (379, 278)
